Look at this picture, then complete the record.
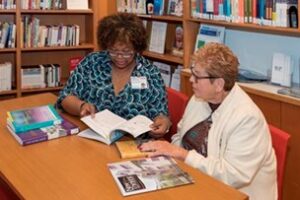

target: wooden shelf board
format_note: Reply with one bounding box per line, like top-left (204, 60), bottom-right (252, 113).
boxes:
top-left (0, 90), bottom-right (17, 95)
top-left (143, 51), bottom-right (183, 64)
top-left (21, 9), bottom-right (93, 14)
top-left (137, 14), bottom-right (183, 22)
top-left (189, 17), bottom-right (300, 36)
top-left (21, 44), bottom-right (94, 52)
top-left (0, 48), bottom-right (16, 53)
top-left (0, 9), bottom-right (16, 13)
top-left (21, 86), bottom-right (64, 93)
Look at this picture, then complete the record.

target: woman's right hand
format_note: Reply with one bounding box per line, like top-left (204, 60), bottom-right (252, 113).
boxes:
top-left (80, 102), bottom-right (96, 118)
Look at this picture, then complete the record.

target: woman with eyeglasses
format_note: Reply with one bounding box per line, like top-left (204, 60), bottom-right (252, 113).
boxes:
top-left (56, 13), bottom-right (171, 138)
top-left (140, 43), bottom-right (277, 200)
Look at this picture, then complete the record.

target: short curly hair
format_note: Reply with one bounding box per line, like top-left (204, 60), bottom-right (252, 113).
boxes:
top-left (97, 13), bottom-right (148, 52)
top-left (193, 43), bottom-right (239, 91)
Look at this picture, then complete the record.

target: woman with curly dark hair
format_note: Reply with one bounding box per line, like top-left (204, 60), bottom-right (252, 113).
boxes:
top-left (56, 13), bottom-right (171, 139)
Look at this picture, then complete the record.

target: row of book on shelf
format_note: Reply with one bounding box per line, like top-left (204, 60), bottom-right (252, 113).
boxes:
top-left (22, 16), bottom-right (80, 48)
top-left (21, 63), bottom-right (61, 89)
top-left (191, 0), bottom-right (298, 28)
top-left (0, 0), bottom-right (16, 9)
top-left (117, 0), bottom-right (183, 16)
top-left (0, 21), bottom-right (16, 49)
top-left (1, 0), bottom-right (89, 10)
top-left (6, 103), bottom-right (194, 196)
top-left (21, 0), bottom-right (63, 9)
top-left (0, 62), bottom-right (12, 92)
top-left (21, 0), bottom-right (89, 10)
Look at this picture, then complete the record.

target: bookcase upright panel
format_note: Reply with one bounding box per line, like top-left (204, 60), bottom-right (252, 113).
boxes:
top-left (0, 0), bottom-right (99, 99)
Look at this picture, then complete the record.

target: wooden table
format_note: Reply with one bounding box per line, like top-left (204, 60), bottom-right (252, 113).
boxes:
top-left (0, 93), bottom-right (248, 200)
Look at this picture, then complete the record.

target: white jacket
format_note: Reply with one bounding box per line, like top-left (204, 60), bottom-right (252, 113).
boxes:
top-left (172, 84), bottom-right (277, 200)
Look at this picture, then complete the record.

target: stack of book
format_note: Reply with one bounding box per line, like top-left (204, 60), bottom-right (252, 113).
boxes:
top-left (6, 104), bottom-right (79, 146)
top-left (21, 64), bottom-right (61, 89)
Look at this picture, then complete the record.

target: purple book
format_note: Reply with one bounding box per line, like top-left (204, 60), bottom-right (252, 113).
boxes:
top-left (7, 117), bottom-right (79, 146)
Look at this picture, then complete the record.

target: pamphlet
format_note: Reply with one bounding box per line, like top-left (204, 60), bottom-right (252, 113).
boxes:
top-left (194, 24), bottom-right (225, 52)
top-left (108, 156), bottom-right (194, 196)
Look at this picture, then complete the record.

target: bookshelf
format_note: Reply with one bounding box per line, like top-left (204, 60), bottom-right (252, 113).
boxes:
top-left (182, 2), bottom-right (300, 200)
top-left (112, 1), bottom-right (300, 200)
top-left (0, 0), bottom-right (116, 100)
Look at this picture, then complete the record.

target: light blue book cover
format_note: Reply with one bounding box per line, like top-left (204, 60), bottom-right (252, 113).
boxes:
top-left (154, 0), bottom-right (165, 15)
top-left (7, 104), bottom-right (62, 133)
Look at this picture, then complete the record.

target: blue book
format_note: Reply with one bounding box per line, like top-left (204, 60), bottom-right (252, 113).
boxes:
top-left (7, 104), bottom-right (62, 133)
top-left (153, 0), bottom-right (165, 15)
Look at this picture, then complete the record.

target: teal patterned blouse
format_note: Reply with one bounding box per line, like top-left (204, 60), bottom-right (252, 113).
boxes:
top-left (56, 51), bottom-right (168, 120)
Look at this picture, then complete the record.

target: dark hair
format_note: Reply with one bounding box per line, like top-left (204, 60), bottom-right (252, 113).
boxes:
top-left (97, 13), bottom-right (148, 52)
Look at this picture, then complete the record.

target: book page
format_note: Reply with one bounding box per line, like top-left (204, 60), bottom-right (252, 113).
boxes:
top-left (116, 115), bottom-right (153, 138)
top-left (77, 128), bottom-right (110, 145)
top-left (81, 109), bottom-right (126, 140)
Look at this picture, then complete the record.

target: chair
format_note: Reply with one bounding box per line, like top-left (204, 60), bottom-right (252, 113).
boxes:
top-left (164, 87), bottom-right (189, 142)
top-left (269, 124), bottom-right (290, 200)
top-left (0, 178), bottom-right (19, 200)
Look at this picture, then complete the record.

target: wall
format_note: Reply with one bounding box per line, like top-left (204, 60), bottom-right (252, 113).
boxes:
top-left (225, 30), bottom-right (300, 85)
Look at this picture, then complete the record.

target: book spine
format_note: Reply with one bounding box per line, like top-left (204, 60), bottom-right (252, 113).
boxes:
top-left (13, 120), bottom-right (58, 133)
top-left (23, 136), bottom-right (48, 146)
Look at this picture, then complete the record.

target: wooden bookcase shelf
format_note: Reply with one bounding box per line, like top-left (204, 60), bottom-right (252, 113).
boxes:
top-left (0, 9), bottom-right (16, 14)
top-left (20, 9), bottom-right (94, 14)
top-left (0, 0), bottom-right (99, 98)
top-left (138, 14), bottom-right (183, 22)
top-left (143, 50), bottom-right (183, 64)
top-left (20, 45), bottom-right (94, 52)
top-left (113, 1), bottom-right (300, 200)
top-left (188, 17), bottom-right (300, 36)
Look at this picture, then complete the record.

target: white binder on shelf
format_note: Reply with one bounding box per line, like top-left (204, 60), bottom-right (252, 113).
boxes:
top-left (271, 53), bottom-right (293, 87)
top-left (149, 21), bottom-right (167, 54)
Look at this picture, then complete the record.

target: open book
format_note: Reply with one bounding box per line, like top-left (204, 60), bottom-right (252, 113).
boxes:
top-left (108, 156), bottom-right (194, 196)
top-left (78, 109), bottom-right (153, 145)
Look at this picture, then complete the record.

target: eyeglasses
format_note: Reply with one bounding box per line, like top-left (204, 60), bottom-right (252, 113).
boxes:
top-left (190, 66), bottom-right (219, 81)
top-left (108, 50), bottom-right (134, 59)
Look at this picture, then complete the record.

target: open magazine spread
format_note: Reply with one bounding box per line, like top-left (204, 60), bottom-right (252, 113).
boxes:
top-left (108, 156), bottom-right (194, 196)
top-left (79, 109), bottom-right (153, 144)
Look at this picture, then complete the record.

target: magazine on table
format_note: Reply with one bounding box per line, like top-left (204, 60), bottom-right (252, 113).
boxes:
top-left (78, 109), bottom-right (153, 145)
top-left (107, 156), bottom-right (194, 196)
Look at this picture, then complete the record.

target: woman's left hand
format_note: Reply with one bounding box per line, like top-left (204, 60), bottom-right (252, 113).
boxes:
top-left (139, 140), bottom-right (188, 161)
top-left (149, 115), bottom-right (171, 138)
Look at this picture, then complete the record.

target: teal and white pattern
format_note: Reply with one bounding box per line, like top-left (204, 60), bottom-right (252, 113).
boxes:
top-left (57, 51), bottom-right (168, 120)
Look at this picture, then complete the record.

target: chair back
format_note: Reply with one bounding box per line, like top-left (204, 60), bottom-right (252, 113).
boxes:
top-left (0, 178), bottom-right (19, 200)
top-left (269, 125), bottom-right (290, 200)
top-left (165, 87), bottom-right (189, 142)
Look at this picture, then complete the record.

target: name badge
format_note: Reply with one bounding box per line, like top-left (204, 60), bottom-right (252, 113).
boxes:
top-left (131, 76), bottom-right (148, 89)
